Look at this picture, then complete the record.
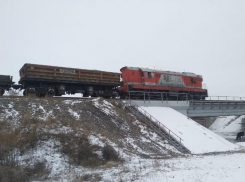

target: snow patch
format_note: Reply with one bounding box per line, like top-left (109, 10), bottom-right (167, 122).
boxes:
top-left (19, 139), bottom-right (70, 179)
top-left (68, 109), bottom-right (80, 120)
top-left (3, 88), bottom-right (24, 96)
top-left (89, 135), bottom-right (105, 147)
top-left (92, 98), bottom-right (118, 116)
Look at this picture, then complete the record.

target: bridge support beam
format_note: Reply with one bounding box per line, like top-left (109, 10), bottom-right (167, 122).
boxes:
top-left (130, 100), bottom-right (245, 117)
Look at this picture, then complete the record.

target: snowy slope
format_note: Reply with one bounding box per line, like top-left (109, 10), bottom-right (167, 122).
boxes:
top-left (210, 116), bottom-right (244, 132)
top-left (141, 107), bottom-right (239, 154)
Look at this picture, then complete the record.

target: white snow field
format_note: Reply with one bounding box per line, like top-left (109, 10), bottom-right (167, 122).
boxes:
top-left (130, 153), bottom-right (245, 182)
top-left (141, 107), bottom-right (240, 154)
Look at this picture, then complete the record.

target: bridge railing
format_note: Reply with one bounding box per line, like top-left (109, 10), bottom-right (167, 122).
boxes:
top-left (200, 96), bottom-right (245, 101)
top-left (125, 96), bottom-right (184, 144)
top-left (128, 91), bottom-right (189, 102)
top-left (127, 91), bottom-right (245, 102)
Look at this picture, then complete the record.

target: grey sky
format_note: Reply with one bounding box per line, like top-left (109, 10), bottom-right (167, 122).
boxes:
top-left (1, 0), bottom-right (245, 96)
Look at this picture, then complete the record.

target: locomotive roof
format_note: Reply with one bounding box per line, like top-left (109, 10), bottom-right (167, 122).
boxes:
top-left (124, 67), bottom-right (202, 78)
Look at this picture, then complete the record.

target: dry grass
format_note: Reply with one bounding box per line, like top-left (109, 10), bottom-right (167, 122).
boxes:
top-left (0, 115), bottom-right (50, 181)
top-left (0, 161), bottom-right (50, 182)
top-left (0, 165), bottom-right (29, 182)
top-left (58, 133), bottom-right (105, 167)
top-left (72, 173), bottom-right (102, 182)
top-left (0, 130), bottom-right (19, 167)
top-left (25, 161), bottom-right (51, 181)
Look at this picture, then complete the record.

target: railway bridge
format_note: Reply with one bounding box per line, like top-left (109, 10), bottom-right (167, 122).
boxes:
top-left (125, 93), bottom-right (244, 153)
top-left (127, 92), bottom-right (245, 117)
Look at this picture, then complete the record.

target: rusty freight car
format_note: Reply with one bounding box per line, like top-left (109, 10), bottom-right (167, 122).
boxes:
top-left (19, 64), bottom-right (120, 97)
top-left (0, 75), bottom-right (14, 96)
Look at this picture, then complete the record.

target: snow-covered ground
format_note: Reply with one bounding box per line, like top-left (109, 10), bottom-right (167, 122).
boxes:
top-left (140, 107), bottom-right (240, 154)
top-left (128, 153), bottom-right (245, 182)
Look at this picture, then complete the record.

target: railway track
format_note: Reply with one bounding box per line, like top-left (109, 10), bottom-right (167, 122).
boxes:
top-left (0, 96), bottom-right (122, 101)
top-left (0, 96), bottom-right (92, 100)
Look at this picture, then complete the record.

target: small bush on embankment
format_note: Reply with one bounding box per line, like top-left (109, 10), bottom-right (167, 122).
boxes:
top-left (58, 133), bottom-right (122, 168)
top-left (0, 165), bottom-right (29, 182)
top-left (58, 133), bottom-right (104, 167)
top-left (0, 161), bottom-right (50, 182)
top-left (58, 134), bottom-right (122, 168)
top-left (102, 145), bottom-right (120, 162)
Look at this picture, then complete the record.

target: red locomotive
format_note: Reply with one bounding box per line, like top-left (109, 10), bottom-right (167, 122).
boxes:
top-left (118, 67), bottom-right (208, 100)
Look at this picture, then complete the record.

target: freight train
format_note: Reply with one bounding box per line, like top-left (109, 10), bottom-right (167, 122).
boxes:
top-left (0, 64), bottom-right (208, 100)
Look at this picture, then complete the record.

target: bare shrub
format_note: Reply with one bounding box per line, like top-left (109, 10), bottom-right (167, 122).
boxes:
top-left (117, 102), bottom-right (124, 109)
top-left (102, 145), bottom-right (119, 162)
top-left (45, 116), bottom-right (56, 129)
top-left (153, 158), bottom-right (162, 168)
top-left (0, 165), bottom-right (28, 182)
top-left (72, 174), bottom-right (102, 182)
top-left (18, 124), bottom-right (40, 154)
top-left (0, 161), bottom-right (50, 182)
top-left (58, 134), bottom-right (104, 167)
top-left (0, 116), bottom-right (47, 166)
top-left (111, 101), bottom-right (123, 109)
top-left (0, 130), bottom-right (19, 166)
top-left (25, 161), bottom-right (51, 181)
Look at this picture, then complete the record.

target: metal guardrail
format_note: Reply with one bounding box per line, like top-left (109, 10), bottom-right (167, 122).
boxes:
top-left (128, 91), bottom-right (189, 102)
top-left (125, 96), bottom-right (184, 144)
top-left (128, 91), bottom-right (245, 102)
top-left (203, 96), bottom-right (245, 101)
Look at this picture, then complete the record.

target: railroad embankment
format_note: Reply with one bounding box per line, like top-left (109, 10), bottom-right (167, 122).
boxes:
top-left (0, 97), bottom-right (181, 182)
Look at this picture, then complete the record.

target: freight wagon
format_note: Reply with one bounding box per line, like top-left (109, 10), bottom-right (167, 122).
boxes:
top-left (19, 64), bottom-right (121, 97)
top-left (0, 75), bottom-right (14, 96)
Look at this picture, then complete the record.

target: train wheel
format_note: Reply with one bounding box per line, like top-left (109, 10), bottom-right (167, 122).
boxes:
top-left (25, 87), bottom-right (36, 97)
top-left (46, 88), bottom-right (55, 98)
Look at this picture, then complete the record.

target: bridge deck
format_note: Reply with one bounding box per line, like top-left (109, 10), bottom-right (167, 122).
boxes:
top-left (130, 99), bottom-right (245, 117)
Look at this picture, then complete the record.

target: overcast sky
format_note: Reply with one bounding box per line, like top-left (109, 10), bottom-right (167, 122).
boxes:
top-left (1, 0), bottom-right (245, 96)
